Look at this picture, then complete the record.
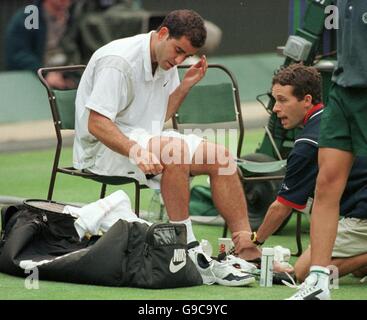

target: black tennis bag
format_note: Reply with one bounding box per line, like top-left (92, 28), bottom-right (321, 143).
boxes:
top-left (0, 200), bottom-right (202, 289)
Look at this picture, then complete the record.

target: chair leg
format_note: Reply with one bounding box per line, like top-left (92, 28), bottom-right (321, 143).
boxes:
top-left (222, 223), bottom-right (228, 238)
top-left (100, 184), bottom-right (107, 198)
top-left (293, 212), bottom-right (303, 257)
top-left (134, 182), bottom-right (140, 217)
top-left (47, 171), bottom-right (57, 201)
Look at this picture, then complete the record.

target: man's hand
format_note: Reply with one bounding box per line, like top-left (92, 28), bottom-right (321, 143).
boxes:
top-left (88, 110), bottom-right (163, 176)
top-left (130, 145), bottom-right (163, 176)
top-left (165, 55), bottom-right (207, 121)
top-left (232, 230), bottom-right (257, 252)
top-left (181, 55), bottom-right (208, 91)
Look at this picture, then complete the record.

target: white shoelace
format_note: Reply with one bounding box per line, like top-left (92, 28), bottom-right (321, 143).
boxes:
top-left (281, 272), bottom-right (301, 289)
top-left (283, 277), bottom-right (323, 299)
top-left (294, 285), bottom-right (320, 298)
top-left (283, 273), bottom-right (330, 299)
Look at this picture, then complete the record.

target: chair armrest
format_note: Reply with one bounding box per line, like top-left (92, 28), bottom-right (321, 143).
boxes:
top-left (237, 159), bottom-right (287, 174)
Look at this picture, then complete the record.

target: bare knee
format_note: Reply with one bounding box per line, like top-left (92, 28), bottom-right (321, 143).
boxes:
top-left (160, 138), bottom-right (190, 167)
top-left (316, 170), bottom-right (337, 191)
top-left (206, 144), bottom-right (236, 176)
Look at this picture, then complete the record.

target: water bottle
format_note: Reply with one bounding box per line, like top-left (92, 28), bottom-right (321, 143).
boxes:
top-left (260, 247), bottom-right (274, 287)
top-left (147, 190), bottom-right (167, 223)
top-left (274, 245), bottom-right (291, 264)
top-left (200, 239), bottom-right (213, 257)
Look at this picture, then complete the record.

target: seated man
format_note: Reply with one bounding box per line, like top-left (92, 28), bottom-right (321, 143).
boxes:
top-left (5, 0), bottom-right (73, 88)
top-left (233, 64), bottom-right (367, 288)
top-left (73, 9), bottom-right (258, 284)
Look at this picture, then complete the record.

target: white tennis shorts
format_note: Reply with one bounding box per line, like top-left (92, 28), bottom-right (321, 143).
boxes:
top-left (88, 129), bottom-right (203, 189)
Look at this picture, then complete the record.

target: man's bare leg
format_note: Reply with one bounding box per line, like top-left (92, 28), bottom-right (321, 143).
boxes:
top-left (148, 138), bottom-right (259, 259)
top-left (294, 246), bottom-right (312, 281)
top-left (352, 266), bottom-right (367, 278)
top-left (190, 141), bottom-right (260, 260)
top-left (310, 148), bottom-right (354, 267)
top-left (148, 137), bottom-right (191, 221)
top-left (295, 246), bottom-right (367, 282)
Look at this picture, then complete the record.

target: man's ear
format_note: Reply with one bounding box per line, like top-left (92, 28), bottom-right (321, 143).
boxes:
top-left (304, 94), bottom-right (313, 106)
top-left (157, 27), bottom-right (169, 40)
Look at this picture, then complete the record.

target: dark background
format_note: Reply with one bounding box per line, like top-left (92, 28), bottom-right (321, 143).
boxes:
top-left (141, 0), bottom-right (289, 55)
top-left (0, 0), bottom-right (290, 70)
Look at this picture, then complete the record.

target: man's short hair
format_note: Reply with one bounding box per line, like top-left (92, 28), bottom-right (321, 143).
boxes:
top-left (157, 9), bottom-right (207, 48)
top-left (272, 63), bottom-right (322, 104)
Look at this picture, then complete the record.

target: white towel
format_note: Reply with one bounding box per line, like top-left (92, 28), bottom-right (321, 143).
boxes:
top-left (62, 190), bottom-right (151, 239)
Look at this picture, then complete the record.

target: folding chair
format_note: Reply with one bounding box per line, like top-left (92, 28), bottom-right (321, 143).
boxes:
top-left (174, 64), bottom-right (303, 256)
top-left (37, 65), bottom-right (147, 215)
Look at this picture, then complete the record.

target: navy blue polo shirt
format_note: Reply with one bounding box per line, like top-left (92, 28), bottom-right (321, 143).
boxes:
top-left (340, 157), bottom-right (367, 219)
top-left (277, 104), bottom-right (367, 219)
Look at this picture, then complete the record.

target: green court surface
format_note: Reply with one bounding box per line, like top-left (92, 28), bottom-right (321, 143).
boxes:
top-left (0, 217), bottom-right (364, 300)
top-left (0, 129), bottom-right (366, 300)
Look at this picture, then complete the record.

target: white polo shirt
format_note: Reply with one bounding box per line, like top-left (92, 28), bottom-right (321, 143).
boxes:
top-left (73, 32), bottom-right (180, 180)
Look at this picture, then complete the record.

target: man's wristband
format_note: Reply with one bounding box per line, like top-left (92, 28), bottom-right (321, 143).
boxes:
top-left (250, 231), bottom-right (264, 246)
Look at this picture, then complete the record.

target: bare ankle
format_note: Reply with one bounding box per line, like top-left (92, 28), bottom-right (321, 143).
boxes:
top-left (238, 247), bottom-right (261, 261)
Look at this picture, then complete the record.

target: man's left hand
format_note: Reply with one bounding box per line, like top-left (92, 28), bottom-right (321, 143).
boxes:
top-left (181, 55), bottom-right (208, 90)
top-left (232, 230), bottom-right (257, 252)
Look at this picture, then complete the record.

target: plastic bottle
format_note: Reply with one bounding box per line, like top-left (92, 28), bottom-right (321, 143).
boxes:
top-left (147, 190), bottom-right (167, 223)
top-left (260, 247), bottom-right (274, 287)
top-left (274, 245), bottom-right (291, 264)
top-left (200, 239), bottom-right (213, 257)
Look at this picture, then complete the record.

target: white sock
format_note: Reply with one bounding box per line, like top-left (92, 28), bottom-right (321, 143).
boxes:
top-left (170, 217), bottom-right (196, 244)
top-left (309, 265), bottom-right (330, 289)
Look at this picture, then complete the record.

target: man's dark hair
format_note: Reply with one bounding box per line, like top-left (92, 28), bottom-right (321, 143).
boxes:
top-left (272, 63), bottom-right (322, 104)
top-left (157, 9), bottom-right (207, 48)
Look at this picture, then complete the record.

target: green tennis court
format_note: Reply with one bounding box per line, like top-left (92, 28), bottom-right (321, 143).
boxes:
top-left (0, 129), bottom-right (365, 300)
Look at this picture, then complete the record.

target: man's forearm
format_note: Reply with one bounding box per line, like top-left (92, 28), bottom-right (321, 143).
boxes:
top-left (256, 200), bottom-right (293, 243)
top-left (88, 110), bottom-right (138, 157)
top-left (165, 83), bottom-right (190, 121)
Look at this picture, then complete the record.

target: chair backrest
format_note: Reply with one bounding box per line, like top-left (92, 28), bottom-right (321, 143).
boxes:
top-left (37, 65), bottom-right (86, 131)
top-left (174, 64), bottom-right (244, 157)
top-left (176, 82), bottom-right (237, 124)
top-left (52, 89), bottom-right (78, 129)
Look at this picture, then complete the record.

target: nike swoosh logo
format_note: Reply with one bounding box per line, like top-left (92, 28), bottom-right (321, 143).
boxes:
top-left (169, 257), bottom-right (186, 273)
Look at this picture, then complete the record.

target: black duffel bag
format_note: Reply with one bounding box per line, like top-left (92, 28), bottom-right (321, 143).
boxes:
top-left (0, 200), bottom-right (202, 289)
